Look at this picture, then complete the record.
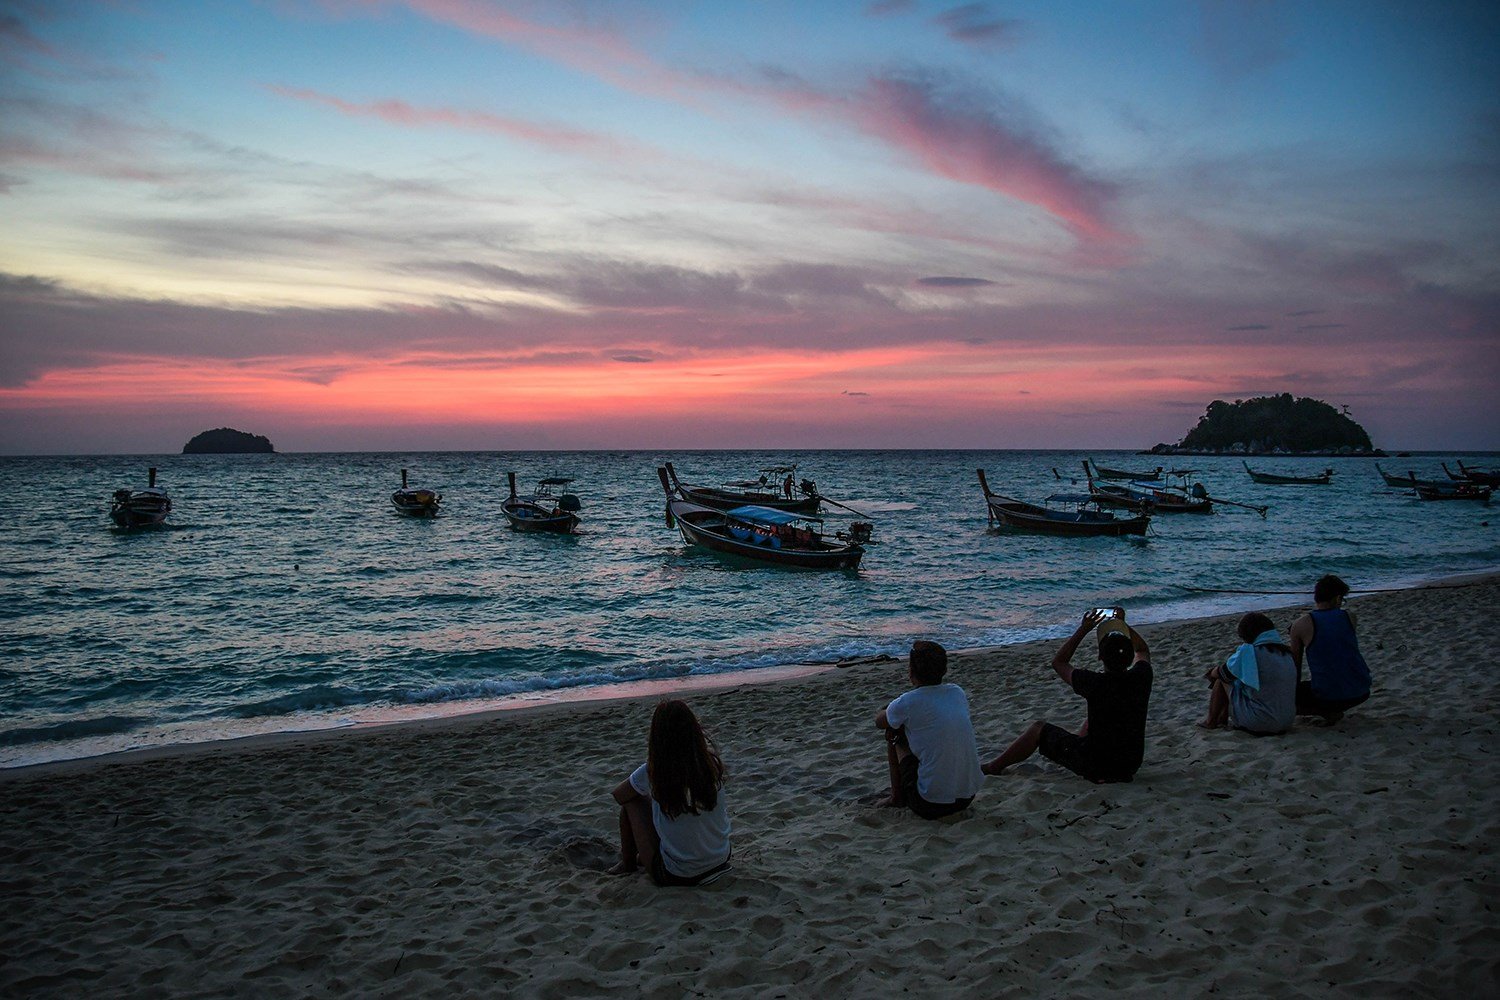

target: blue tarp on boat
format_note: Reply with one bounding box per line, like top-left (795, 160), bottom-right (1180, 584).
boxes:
top-left (726, 505), bottom-right (819, 526)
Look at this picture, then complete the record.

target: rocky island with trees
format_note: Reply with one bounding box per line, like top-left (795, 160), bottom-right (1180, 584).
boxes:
top-left (1149, 394), bottom-right (1383, 456)
top-left (181, 428), bottom-right (276, 454)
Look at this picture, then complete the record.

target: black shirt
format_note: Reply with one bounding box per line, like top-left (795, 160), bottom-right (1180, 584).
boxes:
top-left (1071, 661), bottom-right (1153, 779)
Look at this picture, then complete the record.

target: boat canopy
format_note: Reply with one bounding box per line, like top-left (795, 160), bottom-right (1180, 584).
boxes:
top-left (726, 505), bottom-right (820, 527)
top-left (537, 477), bottom-right (574, 486)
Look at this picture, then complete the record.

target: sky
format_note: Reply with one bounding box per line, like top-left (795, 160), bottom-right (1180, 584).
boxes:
top-left (1, 0), bottom-right (1497, 454)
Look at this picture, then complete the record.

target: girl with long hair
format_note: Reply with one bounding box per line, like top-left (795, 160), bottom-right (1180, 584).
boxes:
top-left (609, 700), bottom-right (732, 887)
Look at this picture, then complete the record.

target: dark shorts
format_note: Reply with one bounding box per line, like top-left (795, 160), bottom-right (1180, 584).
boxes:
top-left (1038, 723), bottom-right (1134, 784)
top-left (649, 850), bottom-right (732, 888)
top-left (897, 753), bottom-right (973, 820)
top-left (1295, 682), bottom-right (1369, 719)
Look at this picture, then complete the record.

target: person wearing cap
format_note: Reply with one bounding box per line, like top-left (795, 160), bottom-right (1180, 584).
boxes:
top-left (981, 609), bottom-right (1152, 783)
top-left (875, 640), bottom-right (984, 819)
top-left (1287, 574), bottom-right (1372, 724)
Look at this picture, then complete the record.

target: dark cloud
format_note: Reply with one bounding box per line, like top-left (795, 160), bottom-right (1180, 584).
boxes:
top-left (611, 353), bottom-right (655, 363)
top-left (842, 390), bottom-right (870, 396)
top-left (932, 5), bottom-right (1024, 48)
top-left (1297, 323), bottom-right (1346, 331)
top-left (918, 276), bottom-right (997, 288)
top-left (1225, 324), bottom-right (1269, 331)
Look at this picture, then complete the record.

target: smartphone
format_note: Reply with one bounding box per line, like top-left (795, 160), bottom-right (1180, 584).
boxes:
top-left (1093, 607), bottom-right (1121, 619)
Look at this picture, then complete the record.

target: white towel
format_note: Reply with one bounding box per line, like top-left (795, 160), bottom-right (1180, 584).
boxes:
top-left (1224, 629), bottom-right (1282, 691)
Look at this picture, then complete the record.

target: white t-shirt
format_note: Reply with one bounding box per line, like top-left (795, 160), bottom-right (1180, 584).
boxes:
top-left (629, 763), bottom-right (731, 878)
top-left (885, 683), bottom-right (983, 804)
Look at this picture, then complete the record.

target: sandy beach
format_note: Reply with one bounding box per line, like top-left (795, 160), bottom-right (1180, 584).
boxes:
top-left (4, 578), bottom-right (1497, 997)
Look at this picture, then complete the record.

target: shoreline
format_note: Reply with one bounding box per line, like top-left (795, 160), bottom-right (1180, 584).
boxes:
top-left (7, 568), bottom-right (1495, 780)
top-left (6, 573), bottom-right (1496, 995)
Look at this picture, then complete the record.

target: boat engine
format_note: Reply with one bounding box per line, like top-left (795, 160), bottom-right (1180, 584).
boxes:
top-left (112, 489), bottom-right (133, 503)
top-left (800, 478), bottom-right (817, 497)
top-left (847, 521), bottom-right (874, 544)
top-left (558, 493), bottom-right (581, 512)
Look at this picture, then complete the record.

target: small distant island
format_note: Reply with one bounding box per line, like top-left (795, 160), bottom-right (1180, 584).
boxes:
top-left (182, 428), bottom-right (276, 454)
top-left (1149, 394), bottom-right (1384, 456)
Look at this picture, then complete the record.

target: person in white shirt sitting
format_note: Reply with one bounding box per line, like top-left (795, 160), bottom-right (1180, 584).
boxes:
top-left (875, 641), bottom-right (984, 820)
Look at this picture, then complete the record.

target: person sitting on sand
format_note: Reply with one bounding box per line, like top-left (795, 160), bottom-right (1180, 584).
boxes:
top-left (876, 640), bottom-right (983, 819)
top-left (1198, 612), bottom-right (1297, 734)
top-left (609, 700), bottom-right (732, 887)
top-left (1288, 574), bottom-right (1372, 724)
top-left (982, 610), bottom-right (1151, 783)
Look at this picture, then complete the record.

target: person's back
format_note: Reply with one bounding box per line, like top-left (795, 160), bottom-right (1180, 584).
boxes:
top-left (1305, 608), bottom-right (1371, 701)
top-left (887, 682), bottom-right (983, 805)
top-left (1230, 645), bottom-right (1297, 734)
top-left (1072, 661), bottom-right (1152, 780)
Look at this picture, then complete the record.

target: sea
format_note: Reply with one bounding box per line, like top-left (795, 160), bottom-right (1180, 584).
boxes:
top-left (3, 449), bottom-right (1496, 768)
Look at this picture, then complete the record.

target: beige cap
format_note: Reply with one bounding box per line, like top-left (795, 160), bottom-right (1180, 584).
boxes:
top-left (1095, 618), bottom-right (1130, 645)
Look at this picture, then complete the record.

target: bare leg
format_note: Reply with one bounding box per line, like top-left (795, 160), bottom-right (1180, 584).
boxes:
top-left (883, 728), bottom-right (909, 807)
top-left (608, 797), bottom-right (658, 875)
top-left (982, 720), bottom-right (1045, 776)
top-left (1198, 669), bottom-right (1229, 728)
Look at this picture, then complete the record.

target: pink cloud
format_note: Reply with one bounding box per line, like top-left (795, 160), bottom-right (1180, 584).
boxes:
top-left (847, 75), bottom-right (1127, 246)
top-left (267, 85), bottom-right (660, 161)
top-left (332, 3), bottom-right (1128, 250)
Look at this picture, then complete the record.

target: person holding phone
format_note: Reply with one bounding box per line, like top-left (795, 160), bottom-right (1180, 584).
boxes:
top-left (981, 608), bottom-right (1152, 783)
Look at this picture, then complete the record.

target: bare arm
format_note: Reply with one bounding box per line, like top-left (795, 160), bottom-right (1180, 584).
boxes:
top-left (612, 777), bottom-right (644, 806)
top-left (1052, 610), bottom-right (1106, 686)
top-left (875, 708), bottom-right (891, 731)
top-left (1288, 613), bottom-right (1312, 669)
top-left (1130, 624), bottom-right (1150, 664)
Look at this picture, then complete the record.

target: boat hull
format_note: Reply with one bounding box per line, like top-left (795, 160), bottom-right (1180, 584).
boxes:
top-left (109, 493), bottom-right (171, 528)
top-left (986, 499), bottom-right (1149, 537)
top-left (1415, 484), bottom-right (1492, 502)
top-left (1244, 463), bottom-right (1331, 485)
top-left (392, 489), bottom-right (441, 516)
top-left (669, 501), bottom-right (862, 569)
top-left (502, 500), bottom-right (579, 533)
top-left (1088, 485), bottom-right (1212, 514)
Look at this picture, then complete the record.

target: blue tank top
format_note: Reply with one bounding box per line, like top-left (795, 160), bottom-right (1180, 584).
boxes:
top-left (1306, 609), bottom-right (1371, 701)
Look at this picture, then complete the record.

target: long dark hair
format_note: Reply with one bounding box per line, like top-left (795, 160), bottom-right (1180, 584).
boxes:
top-left (647, 700), bottom-right (725, 819)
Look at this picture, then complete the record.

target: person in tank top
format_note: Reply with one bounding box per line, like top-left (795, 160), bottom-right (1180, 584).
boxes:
top-left (1288, 574), bottom-right (1372, 725)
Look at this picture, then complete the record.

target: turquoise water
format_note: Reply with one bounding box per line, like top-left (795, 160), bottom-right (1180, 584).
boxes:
top-left (3, 450), bottom-right (1496, 766)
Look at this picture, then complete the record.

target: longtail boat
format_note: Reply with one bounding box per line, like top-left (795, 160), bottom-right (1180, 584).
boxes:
top-left (110, 466), bottom-right (172, 528)
top-left (391, 468), bottom-right (441, 516)
top-left (1444, 461), bottom-right (1500, 487)
top-left (658, 468), bottom-right (867, 569)
top-left (978, 470), bottom-right (1149, 537)
top-left (502, 472), bottom-right (580, 533)
top-left (1375, 464), bottom-right (1443, 489)
top-left (1415, 482), bottom-right (1492, 502)
top-left (1087, 459), bottom-right (1163, 482)
top-left (661, 461), bottom-right (820, 515)
top-left (1083, 463), bottom-right (1212, 514)
top-left (1243, 462), bottom-right (1333, 485)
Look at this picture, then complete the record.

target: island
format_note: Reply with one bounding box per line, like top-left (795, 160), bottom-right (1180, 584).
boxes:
top-left (1148, 394), bottom-right (1383, 456)
top-left (181, 428), bottom-right (276, 454)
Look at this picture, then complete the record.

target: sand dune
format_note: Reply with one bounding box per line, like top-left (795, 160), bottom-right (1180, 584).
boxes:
top-left (4, 579), bottom-right (1497, 997)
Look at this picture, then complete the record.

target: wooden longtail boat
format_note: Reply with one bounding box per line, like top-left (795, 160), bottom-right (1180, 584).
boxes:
top-left (662, 461), bottom-right (820, 515)
top-left (502, 472), bottom-right (580, 533)
top-left (110, 466), bottom-right (171, 528)
top-left (391, 468), bottom-right (441, 516)
top-left (978, 470), bottom-right (1149, 537)
top-left (1243, 462), bottom-right (1333, 485)
top-left (1444, 462), bottom-right (1500, 487)
top-left (1375, 465), bottom-right (1444, 489)
top-left (1087, 460), bottom-right (1163, 482)
top-left (658, 468), bottom-right (867, 569)
top-left (1415, 482), bottom-right (1492, 502)
top-left (1083, 463), bottom-right (1212, 514)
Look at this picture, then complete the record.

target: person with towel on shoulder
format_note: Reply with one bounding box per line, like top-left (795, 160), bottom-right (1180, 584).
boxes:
top-left (1198, 611), bottom-right (1297, 734)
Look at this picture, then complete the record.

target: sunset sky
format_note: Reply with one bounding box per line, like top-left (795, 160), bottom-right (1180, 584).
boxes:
top-left (2, 0), bottom-right (1496, 453)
